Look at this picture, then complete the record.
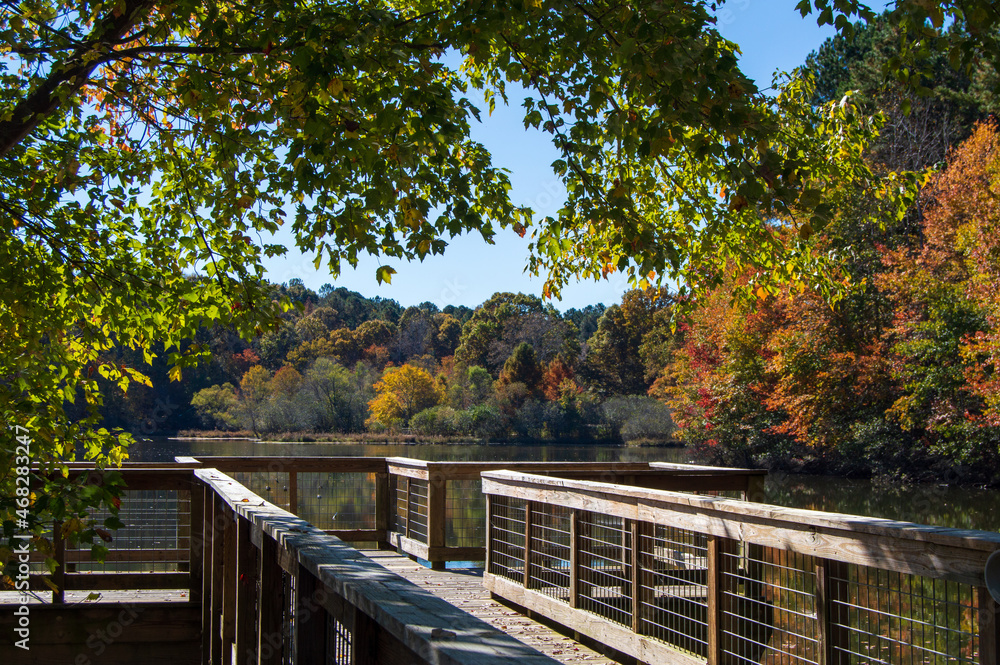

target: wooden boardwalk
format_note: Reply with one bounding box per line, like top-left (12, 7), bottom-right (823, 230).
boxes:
top-left (362, 551), bottom-right (617, 665)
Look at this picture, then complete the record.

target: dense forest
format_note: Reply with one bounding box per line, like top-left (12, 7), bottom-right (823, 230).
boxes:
top-left (93, 285), bottom-right (676, 444)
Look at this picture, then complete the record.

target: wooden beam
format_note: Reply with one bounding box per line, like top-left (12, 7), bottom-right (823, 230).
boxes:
top-left (427, 475), bottom-right (447, 570)
top-left (52, 520), bottom-right (64, 604)
top-left (322, 528), bottom-right (386, 542)
top-left (524, 500), bottom-right (534, 589)
top-left (287, 470), bottom-right (298, 516)
top-left (707, 535), bottom-right (739, 665)
top-left (28, 572), bottom-right (189, 591)
top-left (190, 456), bottom-right (386, 473)
top-left (257, 534), bottom-right (282, 665)
top-left (374, 471), bottom-right (391, 549)
top-left (221, 504), bottom-right (238, 662)
top-left (569, 509), bottom-right (579, 609)
top-left (294, 564), bottom-right (326, 664)
top-left (816, 558), bottom-right (851, 665)
top-left (234, 515), bottom-right (256, 665)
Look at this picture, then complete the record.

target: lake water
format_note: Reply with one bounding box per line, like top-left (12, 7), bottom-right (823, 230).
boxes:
top-left (129, 437), bottom-right (1000, 533)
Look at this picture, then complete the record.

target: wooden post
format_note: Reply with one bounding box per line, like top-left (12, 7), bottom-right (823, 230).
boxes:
top-left (523, 500), bottom-right (533, 589)
top-left (375, 471), bottom-right (391, 549)
top-left (632, 520), bottom-right (652, 634)
top-left (294, 565), bottom-right (327, 663)
top-left (288, 471), bottom-right (298, 515)
top-left (221, 504), bottom-right (238, 662)
top-left (234, 515), bottom-right (255, 665)
top-left (189, 480), bottom-right (205, 605)
top-left (427, 471), bottom-right (446, 570)
top-left (210, 495), bottom-right (226, 665)
top-left (978, 587), bottom-right (1000, 665)
top-left (708, 535), bottom-right (740, 665)
top-left (816, 558), bottom-right (851, 665)
top-left (201, 486), bottom-right (214, 665)
top-left (352, 607), bottom-right (379, 665)
top-left (52, 520), bottom-right (64, 604)
top-left (569, 509), bottom-right (580, 608)
top-left (744, 474), bottom-right (766, 503)
top-left (484, 493), bottom-right (493, 574)
top-left (258, 534), bottom-right (283, 665)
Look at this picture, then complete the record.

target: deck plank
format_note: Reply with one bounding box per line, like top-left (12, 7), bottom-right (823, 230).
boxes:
top-left (362, 551), bottom-right (617, 665)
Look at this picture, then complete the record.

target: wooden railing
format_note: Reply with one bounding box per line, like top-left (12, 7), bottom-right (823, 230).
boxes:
top-left (481, 470), bottom-right (1000, 665)
top-left (384, 458), bottom-right (766, 569)
top-left (192, 468), bottom-right (562, 665)
top-left (186, 456), bottom-right (765, 569)
top-left (27, 466), bottom-right (198, 602)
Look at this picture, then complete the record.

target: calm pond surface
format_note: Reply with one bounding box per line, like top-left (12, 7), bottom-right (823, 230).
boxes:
top-left (128, 437), bottom-right (1000, 533)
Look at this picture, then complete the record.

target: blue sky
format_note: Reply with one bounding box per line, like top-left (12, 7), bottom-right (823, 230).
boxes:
top-left (262, 0), bottom-right (838, 311)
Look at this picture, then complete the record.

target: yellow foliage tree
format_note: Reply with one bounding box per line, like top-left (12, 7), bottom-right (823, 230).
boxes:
top-left (366, 365), bottom-right (443, 429)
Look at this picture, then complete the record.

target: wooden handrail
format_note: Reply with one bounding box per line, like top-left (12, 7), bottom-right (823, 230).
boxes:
top-left (482, 470), bottom-right (1000, 665)
top-left (193, 468), bottom-right (561, 665)
top-left (481, 470), bottom-right (1000, 585)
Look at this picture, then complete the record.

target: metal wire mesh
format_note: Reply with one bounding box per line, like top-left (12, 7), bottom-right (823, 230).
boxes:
top-left (528, 503), bottom-right (571, 602)
top-left (326, 611), bottom-right (352, 664)
top-left (296, 472), bottom-right (377, 531)
top-left (641, 525), bottom-right (709, 656)
top-left (406, 479), bottom-right (429, 544)
top-left (391, 473), bottom-right (406, 535)
top-left (578, 511), bottom-right (632, 628)
top-left (832, 563), bottom-right (979, 665)
top-left (488, 495), bottom-right (526, 582)
top-left (721, 546), bottom-right (818, 665)
top-left (446, 479), bottom-right (486, 548)
top-left (62, 489), bottom-right (189, 573)
top-left (234, 471), bottom-right (292, 512)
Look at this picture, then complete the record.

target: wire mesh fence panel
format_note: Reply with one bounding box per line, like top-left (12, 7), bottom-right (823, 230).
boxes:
top-left (489, 495), bottom-right (526, 583)
top-left (528, 503), bottom-right (571, 602)
top-left (406, 479), bottom-right (429, 544)
top-left (62, 489), bottom-right (189, 573)
top-left (721, 546), bottom-right (819, 665)
top-left (391, 474), bottom-right (406, 535)
top-left (233, 471), bottom-right (292, 512)
top-left (446, 479), bottom-right (486, 549)
top-left (640, 524), bottom-right (710, 657)
top-left (295, 472), bottom-right (377, 531)
top-left (326, 611), bottom-right (352, 665)
top-left (832, 563), bottom-right (980, 665)
top-left (578, 511), bottom-right (632, 628)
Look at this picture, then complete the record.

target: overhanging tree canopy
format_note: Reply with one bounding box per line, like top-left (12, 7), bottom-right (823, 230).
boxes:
top-left (1, 0), bottom-right (931, 557)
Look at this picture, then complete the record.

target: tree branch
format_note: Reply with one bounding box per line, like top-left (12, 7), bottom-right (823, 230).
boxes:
top-left (0, 0), bottom-right (155, 159)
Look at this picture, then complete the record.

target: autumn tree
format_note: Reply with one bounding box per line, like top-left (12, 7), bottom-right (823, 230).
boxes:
top-left (366, 365), bottom-right (443, 429)
top-left (498, 343), bottom-right (544, 395)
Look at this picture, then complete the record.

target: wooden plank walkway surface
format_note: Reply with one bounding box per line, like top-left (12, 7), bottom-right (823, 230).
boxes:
top-left (362, 550), bottom-right (617, 665)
